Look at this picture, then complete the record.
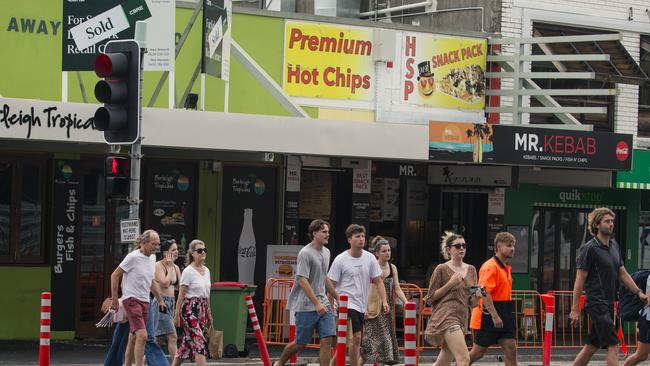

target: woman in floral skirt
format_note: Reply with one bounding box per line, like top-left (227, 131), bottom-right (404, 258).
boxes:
top-left (361, 236), bottom-right (408, 366)
top-left (172, 239), bottom-right (212, 366)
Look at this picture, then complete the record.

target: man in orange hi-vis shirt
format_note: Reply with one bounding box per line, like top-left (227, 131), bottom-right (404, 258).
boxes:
top-left (468, 232), bottom-right (517, 366)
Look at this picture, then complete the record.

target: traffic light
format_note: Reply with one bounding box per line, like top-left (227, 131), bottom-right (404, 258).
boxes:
top-left (94, 40), bottom-right (141, 145)
top-left (105, 156), bottom-right (130, 196)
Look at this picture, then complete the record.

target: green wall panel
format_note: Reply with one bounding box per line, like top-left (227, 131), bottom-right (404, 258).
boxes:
top-left (0, 267), bottom-right (66, 339)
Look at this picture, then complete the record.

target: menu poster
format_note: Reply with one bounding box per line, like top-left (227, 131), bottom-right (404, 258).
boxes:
top-left (266, 245), bottom-right (303, 299)
top-left (51, 160), bottom-right (81, 330)
top-left (145, 162), bottom-right (196, 254)
top-left (351, 193), bottom-right (370, 233)
top-left (405, 179), bottom-right (428, 221)
top-left (370, 177), bottom-right (384, 222)
top-left (299, 171), bottom-right (332, 219)
top-left (383, 178), bottom-right (400, 221)
top-left (283, 156), bottom-right (301, 245)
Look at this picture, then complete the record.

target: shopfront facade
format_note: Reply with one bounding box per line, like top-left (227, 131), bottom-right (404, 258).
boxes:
top-left (2, 2), bottom-right (643, 340)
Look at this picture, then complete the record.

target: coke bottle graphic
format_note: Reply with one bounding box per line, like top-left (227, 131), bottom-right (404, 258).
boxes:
top-left (237, 208), bottom-right (256, 285)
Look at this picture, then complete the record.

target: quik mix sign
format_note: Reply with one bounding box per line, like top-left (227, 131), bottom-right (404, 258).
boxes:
top-left (429, 122), bottom-right (632, 170)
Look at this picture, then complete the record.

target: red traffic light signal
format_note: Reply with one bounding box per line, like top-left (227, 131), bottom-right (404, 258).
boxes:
top-left (105, 156), bottom-right (129, 177)
top-left (105, 156), bottom-right (130, 196)
top-left (94, 40), bottom-right (141, 145)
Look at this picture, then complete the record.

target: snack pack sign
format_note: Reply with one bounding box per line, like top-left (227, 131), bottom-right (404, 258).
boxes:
top-left (399, 32), bottom-right (486, 110)
top-left (283, 20), bottom-right (375, 101)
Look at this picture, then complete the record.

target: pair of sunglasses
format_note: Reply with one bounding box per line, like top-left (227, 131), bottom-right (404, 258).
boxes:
top-left (195, 248), bottom-right (208, 254)
top-left (449, 243), bottom-right (467, 249)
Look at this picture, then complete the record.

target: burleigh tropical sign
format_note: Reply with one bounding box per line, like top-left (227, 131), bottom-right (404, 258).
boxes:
top-left (0, 98), bottom-right (101, 143)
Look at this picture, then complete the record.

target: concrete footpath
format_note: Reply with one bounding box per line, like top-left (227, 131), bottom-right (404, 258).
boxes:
top-left (0, 337), bottom-right (630, 366)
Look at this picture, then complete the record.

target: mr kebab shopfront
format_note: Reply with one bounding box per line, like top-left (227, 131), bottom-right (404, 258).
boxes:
top-left (429, 121), bottom-right (636, 291)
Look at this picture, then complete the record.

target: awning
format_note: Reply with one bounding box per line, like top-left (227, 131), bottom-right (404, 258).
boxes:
top-left (533, 24), bottom-right (649, 85)
top-left (616, 149), bottom-right (650, 189)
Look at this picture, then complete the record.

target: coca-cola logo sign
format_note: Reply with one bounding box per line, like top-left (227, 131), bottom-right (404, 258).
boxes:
top-left (615, 141), bottom-right (630, 162)
top-left (238, 246), bottom-right (256, 258)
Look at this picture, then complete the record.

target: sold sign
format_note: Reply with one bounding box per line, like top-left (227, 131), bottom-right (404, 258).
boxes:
top-left (70, 0), bottom-right (151, 51)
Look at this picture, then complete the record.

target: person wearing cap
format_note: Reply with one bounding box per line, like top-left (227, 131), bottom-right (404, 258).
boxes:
top-left (468, 232), bottom-right (517, 365)
top-left (153, 239), bottom-right (181, 360)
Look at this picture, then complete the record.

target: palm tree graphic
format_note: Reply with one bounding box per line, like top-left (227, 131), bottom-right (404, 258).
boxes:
top-left (466, 123), bottom-right (493, 163)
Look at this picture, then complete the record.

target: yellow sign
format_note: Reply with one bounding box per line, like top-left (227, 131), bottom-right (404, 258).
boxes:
top-left (400, 32), bottom-right (487, 110)
top-left (283, 21), bottom-right (375, 101)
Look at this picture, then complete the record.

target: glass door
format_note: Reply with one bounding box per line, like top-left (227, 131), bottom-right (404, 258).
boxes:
top-left (440, 191), bottom-right (488, 269)
top-left (75, 161), bottom-right (131, 337)
top-left (76, 165), bottom-right (108, 337)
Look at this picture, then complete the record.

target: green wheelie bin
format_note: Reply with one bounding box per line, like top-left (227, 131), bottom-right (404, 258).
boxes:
top-left (210, 282), bottom-right (257, 358)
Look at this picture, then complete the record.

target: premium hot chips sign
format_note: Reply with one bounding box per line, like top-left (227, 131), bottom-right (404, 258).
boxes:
top-left (401, 32), bottom-right (487, 110)
top-left (283, 20), bottom-right (375, 101)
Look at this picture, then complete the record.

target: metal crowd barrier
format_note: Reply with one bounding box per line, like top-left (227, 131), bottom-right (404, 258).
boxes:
top-left (262, 278), bottom-right (641, 352)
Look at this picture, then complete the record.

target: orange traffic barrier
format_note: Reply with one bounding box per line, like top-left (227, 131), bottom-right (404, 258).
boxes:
top-left (261, 278), bottom-right (640, 353)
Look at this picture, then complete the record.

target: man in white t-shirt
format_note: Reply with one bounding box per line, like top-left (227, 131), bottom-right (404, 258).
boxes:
top-left (328, 224), bottom-right (388, 366)
top-left (110, 229), bottom-right (166, 366)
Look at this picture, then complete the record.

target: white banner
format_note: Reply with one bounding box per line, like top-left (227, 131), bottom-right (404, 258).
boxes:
top-left (70, 6), bottom-right (131, 51)
top-left (143, 0), bottom-right (175, 71)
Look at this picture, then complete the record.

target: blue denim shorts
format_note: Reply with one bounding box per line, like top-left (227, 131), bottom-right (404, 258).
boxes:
top-left (151, 296), bottom-right (176, 336)
top-left (295, 305), bottom-right (335, 345)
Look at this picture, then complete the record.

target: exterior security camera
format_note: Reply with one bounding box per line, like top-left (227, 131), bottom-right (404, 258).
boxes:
top-left (264, 152), bottom-right (275, 162)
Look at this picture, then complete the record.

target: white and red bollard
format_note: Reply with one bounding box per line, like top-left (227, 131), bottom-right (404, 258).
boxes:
top-left (403, 302), bottom-right (417, 366)
top-left (39, 292), bottom-right (51, 366)
top-left (245, 295), bottom-right (271, 366)
top-left (288, 282), bottom-right (298, 364)
top-left (335, 295), bottom-right (349, 366)
top-left (540, 294), bottom-right (555, 366)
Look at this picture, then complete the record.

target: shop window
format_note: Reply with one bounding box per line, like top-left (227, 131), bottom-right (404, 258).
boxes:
top-left (0, 160), bottom-right (46, 264)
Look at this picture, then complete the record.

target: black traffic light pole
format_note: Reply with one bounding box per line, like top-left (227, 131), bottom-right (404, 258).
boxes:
top-left (94, 36), bottom-right (143, 224)
top-left (129, 22), bottom-right (147, 221)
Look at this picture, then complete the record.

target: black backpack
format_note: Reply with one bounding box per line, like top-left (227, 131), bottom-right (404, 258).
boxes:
top-left (618, 269), bottom-right (650, 321)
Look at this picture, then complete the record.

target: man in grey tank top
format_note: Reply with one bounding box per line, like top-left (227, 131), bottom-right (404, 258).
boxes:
top-left (275, 219), bottom-right (339, 366)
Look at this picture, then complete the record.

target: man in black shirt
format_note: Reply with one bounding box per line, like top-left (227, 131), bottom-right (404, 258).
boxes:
top-left (570, 207), bottom-right (650, 366)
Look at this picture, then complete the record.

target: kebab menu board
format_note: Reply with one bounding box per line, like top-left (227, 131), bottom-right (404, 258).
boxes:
top-left (145, 162), bottom-right (196, 252)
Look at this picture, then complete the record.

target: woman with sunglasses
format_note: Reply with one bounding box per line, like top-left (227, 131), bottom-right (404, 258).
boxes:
top-left (361, 236), bottom-right (408, 366)
top-left (172, 240), bottom-right (212, 366)
top-left (153, 239), bottom-right (181, 360)
top-left (423, 232), bottom-right (478, 366)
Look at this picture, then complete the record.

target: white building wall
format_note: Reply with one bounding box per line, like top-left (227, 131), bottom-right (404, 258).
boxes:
top-left (500, 0), bottom-right (649, 147)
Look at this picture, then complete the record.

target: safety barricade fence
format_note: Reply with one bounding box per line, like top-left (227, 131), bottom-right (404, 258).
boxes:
top-left (262, 279), bottom-right (640, 352)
